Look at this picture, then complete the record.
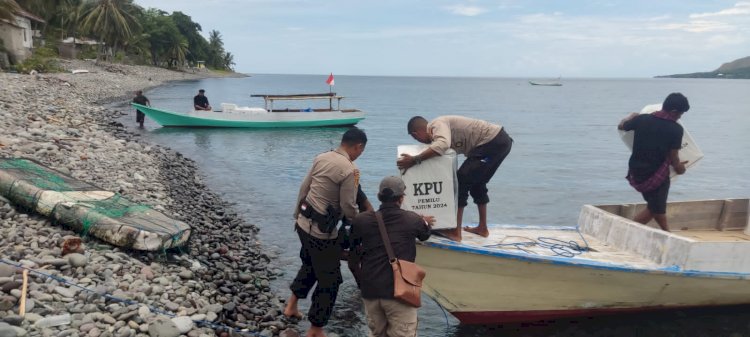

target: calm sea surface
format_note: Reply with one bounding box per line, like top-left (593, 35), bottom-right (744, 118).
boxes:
top-left (119, 75), bottom-right (750, 336)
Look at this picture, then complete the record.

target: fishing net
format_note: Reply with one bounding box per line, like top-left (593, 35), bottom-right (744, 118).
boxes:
top-left (0, 158), bottom-right (191, 251)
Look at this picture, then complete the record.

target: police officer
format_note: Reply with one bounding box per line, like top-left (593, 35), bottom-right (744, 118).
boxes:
top-left (284, 127), bottom-right (368, 337)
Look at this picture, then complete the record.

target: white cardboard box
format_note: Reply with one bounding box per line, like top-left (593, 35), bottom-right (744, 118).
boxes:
top-left (397, 145), bottom-right (458, 230)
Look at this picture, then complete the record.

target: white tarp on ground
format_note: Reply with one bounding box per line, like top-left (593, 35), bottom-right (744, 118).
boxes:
top-left (397, 145), bottom-right (458, 230)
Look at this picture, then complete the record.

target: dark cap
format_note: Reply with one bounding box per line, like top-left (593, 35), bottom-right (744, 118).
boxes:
top-left (198, 89), bottom-right (205, 93)
top-left (378, 176), bottom-right (406, 197)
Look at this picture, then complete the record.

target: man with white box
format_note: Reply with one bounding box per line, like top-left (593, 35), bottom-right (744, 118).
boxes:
top-left (397, 115), bottom-right (513, 242)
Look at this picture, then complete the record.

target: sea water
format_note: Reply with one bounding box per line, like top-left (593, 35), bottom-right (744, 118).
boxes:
top-left (123, 74), bottom-right (750, 336)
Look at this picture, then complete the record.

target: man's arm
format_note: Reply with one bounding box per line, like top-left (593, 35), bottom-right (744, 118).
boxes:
top-left (294, 165), bottom-right (314, 219)
top-left (356, 185), bottom-right (374, 212)
top-left (339, 171), bottom-right (359, 222)
top-left (347, 215), bottom-right (365, 285)
top-left (414, 215), bottom-right (432, 241)
top-left (397, 147), bottom-right (440, 171)
top-left (669, 149), bottom-right (688, 175)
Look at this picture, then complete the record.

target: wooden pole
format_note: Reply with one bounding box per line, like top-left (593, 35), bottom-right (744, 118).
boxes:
top-left (19, 269), bottom-right (28, 317)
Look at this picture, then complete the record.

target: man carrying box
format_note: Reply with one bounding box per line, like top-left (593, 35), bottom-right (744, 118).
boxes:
top-left (397, 115), bottom-right (513, 242)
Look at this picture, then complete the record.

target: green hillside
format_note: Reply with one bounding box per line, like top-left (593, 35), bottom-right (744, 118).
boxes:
top-left (657, 56), bottom-right (750, 79)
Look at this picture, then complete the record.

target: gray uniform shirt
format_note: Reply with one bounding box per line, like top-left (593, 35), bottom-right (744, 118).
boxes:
top-left (295, 148), bottom-right (360, 239)
top-left (428, 115), bottom-right (502, 156)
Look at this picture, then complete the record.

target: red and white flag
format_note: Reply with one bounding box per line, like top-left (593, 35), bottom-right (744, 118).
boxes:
top-left (326, 73), bottom-right (335, 86)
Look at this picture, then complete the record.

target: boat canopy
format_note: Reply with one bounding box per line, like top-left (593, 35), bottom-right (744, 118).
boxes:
top-left (251, 92), bottom-right (345, 110)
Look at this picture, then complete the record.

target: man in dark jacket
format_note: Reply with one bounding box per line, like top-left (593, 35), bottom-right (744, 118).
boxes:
top-left (349, 176), bottom-right (432, 337)
top-left (618, 93), bottom-right (690, 231)
top-left (193, 89), bottom-right (212, 111)
top-left (132, 90), bottom-right (150, 128)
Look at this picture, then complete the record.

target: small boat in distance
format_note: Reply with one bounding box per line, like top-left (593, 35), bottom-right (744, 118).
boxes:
top-left (418, 198), bottom-right (750, 324)
top-left (131, 92), bottom-right (365, 128)
top-left (529, 76), bottom-right (563, 86)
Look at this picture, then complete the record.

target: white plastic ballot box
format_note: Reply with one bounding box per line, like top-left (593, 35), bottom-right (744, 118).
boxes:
top-left (397, 144), bottom-right (458, 230)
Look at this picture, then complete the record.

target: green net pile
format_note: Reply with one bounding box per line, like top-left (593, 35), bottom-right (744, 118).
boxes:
top-left (0, 158), bottom-right (190, 250)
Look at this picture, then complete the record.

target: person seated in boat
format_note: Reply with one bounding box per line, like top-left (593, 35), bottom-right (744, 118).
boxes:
top-left (348, 176), bottom-right (432, 337)
top-left (397, 116), bottom-right (513, 242)
top-left (132, 90), bottom-right (150, 128)
top-left (194, 89), bottom-right (212, 111)
top-left (618, 93), bottom-right (690, 232)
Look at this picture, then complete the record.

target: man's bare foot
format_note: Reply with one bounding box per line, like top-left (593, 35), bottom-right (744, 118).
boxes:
top-left (463, 226), bottom-right (490, 237)
top-left (436, 228), bottom-right (462, 242)
top-left (283, 295), bottom-right (303, 319)
top-left (307, 326), bottom-right (327, 337)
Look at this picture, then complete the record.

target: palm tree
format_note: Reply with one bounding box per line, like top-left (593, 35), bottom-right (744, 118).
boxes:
top-left (0, 0), bottom-right (22, 22)
top-left (222, 51), bottom-right (234, 71)
top-left (164, 34), bottom-right (188, 68)
top-left (80, 0), bottom-right (141, 57)
top-left (207, 29), bottom-right (224, 68)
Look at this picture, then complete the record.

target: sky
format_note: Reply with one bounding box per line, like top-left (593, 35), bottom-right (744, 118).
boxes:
top-left (133, 0), bottom-right (750, 78)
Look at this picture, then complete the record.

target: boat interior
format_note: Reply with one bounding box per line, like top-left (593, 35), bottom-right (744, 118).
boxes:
top-left (580, 198), bottom-right (750, 273)
top-left (431, 199), bottom-right (750, 273)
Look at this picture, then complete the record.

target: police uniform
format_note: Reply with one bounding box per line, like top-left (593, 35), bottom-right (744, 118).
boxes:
top-left (428, 115), bottom-right (513, 208)
top-left (290, 147), bottom-right (360, 327)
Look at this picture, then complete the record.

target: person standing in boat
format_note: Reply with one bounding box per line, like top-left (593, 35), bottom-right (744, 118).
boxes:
top-left (397, 116), bottom-right (513, 242)
top-left (193, 89), bottom-right (212, 111)
top-left (132, 90), bottom-right (150, 128)
top-left (284, 127), bottom-right (368, 337)
top-left (618, 93), bottom-right (690, 232)
top-left (348, 176), bottom-right (432, 337)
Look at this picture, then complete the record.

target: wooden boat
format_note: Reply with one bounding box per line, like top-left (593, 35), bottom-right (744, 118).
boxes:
top-left (529, 77), bottom-right (562, 86)
top-left (131, 92), bottom-right (365, 128)
top-left (417, 198), bottom-right (750, 324)
top-left (529, 80), bottom-right (562, 86)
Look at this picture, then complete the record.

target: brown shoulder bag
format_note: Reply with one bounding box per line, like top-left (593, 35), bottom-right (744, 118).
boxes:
top-left (374, 211), bottom-right (426, 307)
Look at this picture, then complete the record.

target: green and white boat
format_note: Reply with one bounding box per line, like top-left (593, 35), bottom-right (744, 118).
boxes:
top-left (131, 92), bottom-right (365, 128)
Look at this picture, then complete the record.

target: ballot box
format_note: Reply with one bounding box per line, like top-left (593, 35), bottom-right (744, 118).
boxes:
top-left (397, 144), bottom-right (458, 230)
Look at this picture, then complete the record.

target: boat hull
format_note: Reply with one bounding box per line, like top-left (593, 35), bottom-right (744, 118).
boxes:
top-left (132, 103), bottom-right (365, 128)
top-left (417, 239), bottom-right (750, 324)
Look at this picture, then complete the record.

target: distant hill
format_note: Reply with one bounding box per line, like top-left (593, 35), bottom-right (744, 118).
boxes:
top-left (656, 56), bottom-right (750, 79)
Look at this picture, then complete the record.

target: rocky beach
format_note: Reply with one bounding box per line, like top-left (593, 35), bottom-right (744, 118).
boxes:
top-left (0, 60), bottom-right (295, 337)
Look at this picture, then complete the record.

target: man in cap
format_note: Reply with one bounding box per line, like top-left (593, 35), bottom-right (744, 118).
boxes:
top-left (284, 127), bottom-right (368, 337)
top-left (349, 176), bottom-right (432, 337)
top-left (397, 115), bottom-right (513, 242)
top-left (193, 89), bottom-right (212, 111)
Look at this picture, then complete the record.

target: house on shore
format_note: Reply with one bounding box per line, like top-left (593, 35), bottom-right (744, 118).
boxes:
top-left (0, 8), bottom-right (45, 66)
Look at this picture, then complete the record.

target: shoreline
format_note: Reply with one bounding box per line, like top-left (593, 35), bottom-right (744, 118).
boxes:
top-left (0, 60), bottom-right (295, 337)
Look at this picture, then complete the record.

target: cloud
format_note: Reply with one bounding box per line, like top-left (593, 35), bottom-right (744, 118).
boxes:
top-left (444, 4), bottom-right (488, 16)
top-left (657, 20), bottom-right (735, 33)
top-left (690, 1), bottom-right (750, 18)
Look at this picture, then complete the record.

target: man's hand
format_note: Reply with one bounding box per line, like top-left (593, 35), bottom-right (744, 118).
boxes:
top-left (397, 153), bottom-right (417, 173)
top-left (618, 112), bottom-right (639, 130)
top-left (674, 160), bottom-right (688, 175)
top-left (422, 215), bottom-right (435, 228)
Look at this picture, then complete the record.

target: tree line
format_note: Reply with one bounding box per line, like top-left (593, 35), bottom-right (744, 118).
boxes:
top-left (3, 0), bottom-right (234, 70)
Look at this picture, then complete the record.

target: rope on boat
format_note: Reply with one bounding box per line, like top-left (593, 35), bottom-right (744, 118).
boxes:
top-left (484, 228), bottom-right (590, 258)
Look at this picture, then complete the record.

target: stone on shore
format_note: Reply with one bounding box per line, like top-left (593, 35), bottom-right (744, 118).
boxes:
top-left (148, 317), bottom-right (181, 337)
top-left (0, 60), bottom-right (292, 337)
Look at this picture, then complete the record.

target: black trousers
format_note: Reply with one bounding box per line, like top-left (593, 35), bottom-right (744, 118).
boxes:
top-left (136, 110), bottom-right (145, 123)
top-left (457, 128), bottom-right (513, 208)
top-left (290, 224), bottom-right (343, 327)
